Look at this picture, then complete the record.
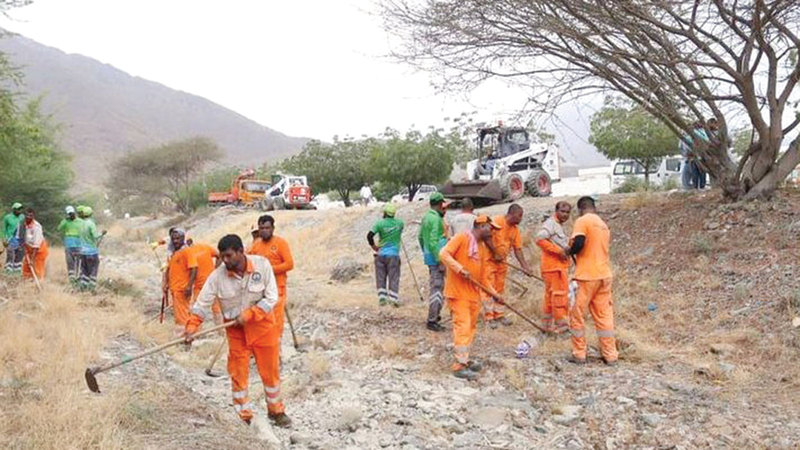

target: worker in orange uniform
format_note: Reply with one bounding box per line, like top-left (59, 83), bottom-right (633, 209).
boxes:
top-left (163, 228), bottom-right (193, 333)
top-left (184, 234), bottom-right (291, 428)
top-left (21, 208), bottom-right (49, 281)
top-left (536, 201), bottom-right (572, 333)
top-left (188, 241), bottom-right (222, 324)
top-left (566, 196), bottom-right (617, 365)
top-left (485, 204), bottom-right (533, 327)
top-left (439, 215), bottom-right (501, 380)
top-left (247, 214), bottom-right (294, 341)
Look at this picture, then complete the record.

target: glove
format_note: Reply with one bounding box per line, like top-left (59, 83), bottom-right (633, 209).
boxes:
top-left (150, 242), bottom-right (159, 250)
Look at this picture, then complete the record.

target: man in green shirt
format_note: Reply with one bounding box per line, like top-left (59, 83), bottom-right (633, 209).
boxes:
top-left (418, 192), bottom-right (448, 332)
top-left (367, 203), bottom-right (404, 307)
top-left (77, 206), bottom-right (105, 291)
top-left (57, 205), bottom-right (84, 285)
top-left (3, 202), bottom-right (24, 275)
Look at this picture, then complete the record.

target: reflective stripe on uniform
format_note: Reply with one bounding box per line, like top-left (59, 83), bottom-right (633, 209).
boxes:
top-left (264, 385), bottom-right (280, 394)
top-left (232, 390), bottom-right (248, 399)
top-left (234, 402), bottom-right (253, 412)
top-left (597, 329), bottom-right (615, 338)
top-left (255, 299), bottom-right (272, 313)
top-left (266, 396), bottom-right (281, 404)
top-left (570, 328), bottom-right (585, 338)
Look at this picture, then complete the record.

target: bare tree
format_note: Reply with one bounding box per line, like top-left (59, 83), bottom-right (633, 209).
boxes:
top-left (382, 0), bottom-right (800, 200)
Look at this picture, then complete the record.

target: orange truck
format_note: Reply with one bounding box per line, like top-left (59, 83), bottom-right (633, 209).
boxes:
top-left (207, 169), bottom-right (272, 207)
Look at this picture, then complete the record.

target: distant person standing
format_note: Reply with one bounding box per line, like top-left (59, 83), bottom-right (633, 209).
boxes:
top-left (567, 197), bottom-right (617, 366)
top-left (367, 204), bottom-right (404, 307)
top-left (78, 206), bottom-right (105, 291)
top-left (57, 206), bottom-right (84, 286)
top-left (2, 202), bottom-right (24, 275)
top-left (419, 192), bottom-right (449, 332)
top-left (359, 184), bottom-right (373, 206)
top-left (21, 208), bottom-right (49, 281)
top-left (447, 198), bottom-right (477, 236)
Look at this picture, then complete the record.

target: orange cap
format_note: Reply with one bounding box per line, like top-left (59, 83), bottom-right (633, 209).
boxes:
top-left (475, 215), bottom-right (501, 229)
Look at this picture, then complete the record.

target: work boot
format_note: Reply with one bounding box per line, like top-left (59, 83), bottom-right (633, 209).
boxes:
top-left (488, 319), bottom-right (499, 330)
top-left (379, 298), bottom-right (388, 307)
top-left (567, 355), bottom-right (587, 365)
top-left (269, 412), bottom-right (292, 428)
top-left (466, 360), bottom-right (483, 372)
top-left (500, 317), bottom-right (513, 327)
top-left (602, 358), bottom-right (618, 367)
top-left (427, 321), bottom-right (445, 332)
top-left (390, 299), bottom-right (401, 308)
top-left (453, 368), bottom-right (478, 380)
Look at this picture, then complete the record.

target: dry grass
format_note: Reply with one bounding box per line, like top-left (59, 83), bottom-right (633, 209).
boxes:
top-left (306, 350), bottom-right (330, 380)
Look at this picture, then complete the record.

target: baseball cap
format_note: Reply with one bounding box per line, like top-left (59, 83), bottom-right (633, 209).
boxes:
top-left (475, 215), bottom-right (501, 229)
top-left (83, 206), bottom-right (94, 216)
top-left (65, 206), bottom-right (76, 214)
top-left (429, 192), bottom-right (445, 204)
top-left (383, 203), bottom-right (397, 217)
top-left (11, 202), bottom-right (22, 210)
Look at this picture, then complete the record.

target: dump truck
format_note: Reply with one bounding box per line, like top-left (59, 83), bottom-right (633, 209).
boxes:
top-left (207, 169), bottom-right (272, 207)
top-left (440, 125), bottom-right (556, 204)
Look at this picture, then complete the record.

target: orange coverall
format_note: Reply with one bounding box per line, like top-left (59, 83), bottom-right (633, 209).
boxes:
top-left (536, 215), bottom-right (571, 333)
top-left (569, 213), bottom-right (617, 362)
top-left (439, 232), bottom-right (494, 372)
top-left (186, 255), bottom-right (284, 422)
top-left (189, 243), bottom-right (221, 318)
top-left (167, 246), bottom-right (194, 327)
top-left (483, 215), bottom-right (522, 321)
top-left (247, 235), bottom-right (294, 341)
top-left (22, 220), bottom-right (49, 280)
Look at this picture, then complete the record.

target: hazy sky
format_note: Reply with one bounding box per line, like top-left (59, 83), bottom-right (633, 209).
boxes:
top-left (0, 0), bottom-right (603, 163)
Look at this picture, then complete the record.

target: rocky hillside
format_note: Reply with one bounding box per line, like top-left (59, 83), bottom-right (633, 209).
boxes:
top-left (2, 189), bottom-right (799, 448)
top-left (0, 33), bottom-right (309, 185)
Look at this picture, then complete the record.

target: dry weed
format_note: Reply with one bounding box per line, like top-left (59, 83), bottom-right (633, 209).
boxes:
top-left (503, 361), bottom-right (527, 391)
top-left (306, 350), bottom-right (331, 380)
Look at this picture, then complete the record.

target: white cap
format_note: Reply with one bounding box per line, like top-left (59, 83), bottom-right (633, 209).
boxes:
top-left (65, 206), bottom-right (76, 214)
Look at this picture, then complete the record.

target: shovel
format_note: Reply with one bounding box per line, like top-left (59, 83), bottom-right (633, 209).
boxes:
top-left (285, 306), bottom-right (305, 352)
top-left (467, 277), bottom-right (548, 334)
top-left (204, 338), bottom-right (227, 377)
top-left (85, 321), bottom-right (235, 393)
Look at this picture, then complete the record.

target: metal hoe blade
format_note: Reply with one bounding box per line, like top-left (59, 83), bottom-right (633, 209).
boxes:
top-left (85, 368), bottom-right (100, 393)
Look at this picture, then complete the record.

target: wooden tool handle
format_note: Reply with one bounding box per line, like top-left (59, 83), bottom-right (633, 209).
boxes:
top-left (92, 321), bottom-right (235, 375)
top-left (468, 277), bottom-right (548, 334)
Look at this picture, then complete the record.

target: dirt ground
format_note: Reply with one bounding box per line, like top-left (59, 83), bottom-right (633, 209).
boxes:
top-left (2, 188), bottom-right (799, 449)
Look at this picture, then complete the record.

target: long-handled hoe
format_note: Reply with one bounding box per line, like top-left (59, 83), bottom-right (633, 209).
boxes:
top-left (400, 240), bottom-right (425, 303)
top-left (468, 277), bottom-right (548, 334)
top-left (24, 254), bottom-right (42, 292)
top-left (85, 321), bottom-right (236, 393)
top-left (204, 338), bottom-right (227, 377)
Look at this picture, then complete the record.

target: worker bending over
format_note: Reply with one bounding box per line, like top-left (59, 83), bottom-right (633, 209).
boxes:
top-left (21, 208), bottom-right (49, 281)
top-left (485, 204), bottom-right (532, 327)
top-left (185, 234), bottom-right (292, 428)
top-left (536, 201), bottom-right (572, 333)
top-left (439, 215), bottom-right (500, 380)
top-left (367, 204), bottom-right (404, 307)
top-left (567, 196), bottom-right (617, 365)
top-left (248, 214), bottom-right (294, 344)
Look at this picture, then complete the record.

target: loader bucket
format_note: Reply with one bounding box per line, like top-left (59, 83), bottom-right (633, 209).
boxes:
top-left (440, 180), bottom-right (504, 202)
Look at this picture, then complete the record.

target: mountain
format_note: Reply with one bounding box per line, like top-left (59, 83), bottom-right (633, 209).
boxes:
top-left (0, 33), bottom-right (309, 186)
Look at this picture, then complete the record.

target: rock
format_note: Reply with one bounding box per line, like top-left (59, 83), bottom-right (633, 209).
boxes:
top-left (250, 415), bottom-right (281, 445)
top-left (310, 326), bottom-right (330, 350)
top-left (706, 221), bottom-right (721, 230)
top-left (710, 343), bottom-right (736, 355)
top-left (576, 395), bottom-right (595, 406)
top-left (552, 405), bottom-right (581, 425)
top-left (330, 258), bottom-right (367, 282)
top-left (792, 316), bottom-right (800, 328)
top-left (387, 393), bottom-right (403, 404)
top-left (290, 432), bottom-right (314, 445)
top-left (641, 413), bottom-right (663, 427)
top-left (470, 406), bottom-right (507, 428)
top-left (718, 362), bottom-right (736, 375)
top-left (616, 396), bottom-right (636, 406)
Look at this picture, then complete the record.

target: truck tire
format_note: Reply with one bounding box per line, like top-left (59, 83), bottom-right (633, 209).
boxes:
top-left (260, 198), bottom-right (273, 211)
top-left (501, 173), bottom-right (525, 201)
top-left (273, 197), bottom-right (286, 210)
top-left (526, 170), bottom-right (552, 197)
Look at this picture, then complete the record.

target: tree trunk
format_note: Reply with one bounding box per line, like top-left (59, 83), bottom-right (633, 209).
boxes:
top-left (340, 189), bottom-right (352, 207)
top-left (743, 136), bottom-right (800, 200)
top-left (407, 184), bottom-right (420, 202)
